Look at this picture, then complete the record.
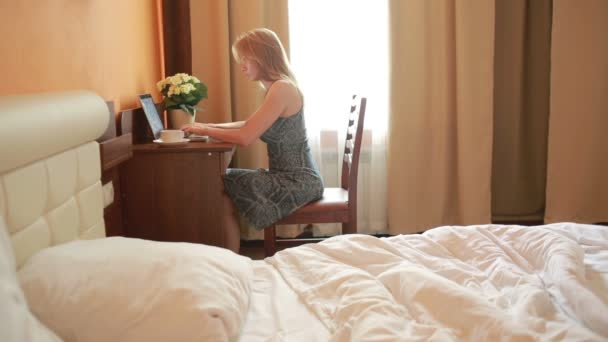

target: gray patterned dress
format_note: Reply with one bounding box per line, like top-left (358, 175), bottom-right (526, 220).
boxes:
top-left (223, 108), bottom-right (324, 230)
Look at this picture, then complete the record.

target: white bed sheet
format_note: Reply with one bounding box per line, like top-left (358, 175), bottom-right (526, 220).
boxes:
top-left (239, 261), bottom-right (330, 341)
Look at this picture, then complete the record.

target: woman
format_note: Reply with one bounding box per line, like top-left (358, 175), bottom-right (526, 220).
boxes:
top-left (182, 28), bottom-right (324, 253)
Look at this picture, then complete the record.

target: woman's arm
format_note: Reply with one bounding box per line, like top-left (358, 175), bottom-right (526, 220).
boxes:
top-left (184, 121), bottom-right (244, 133)
top-left (208, 121), bottom-right (245, 129)
top-left (183, 81), bottom-right (297, 146)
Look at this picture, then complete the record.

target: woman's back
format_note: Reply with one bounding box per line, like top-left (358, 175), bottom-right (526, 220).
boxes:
top-left (261, 107), bottom-right (318, 172)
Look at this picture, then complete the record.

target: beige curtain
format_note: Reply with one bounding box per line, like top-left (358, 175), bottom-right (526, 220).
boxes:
top-left (388, 0), bottom-right (495, 234)
top-left (190, 0), bottom-right (289, 171)
top-left (190, 0), bottom-right (290, 239)
top-left (545, 0), bottom-right (608, 223)
top-left (388, 0), bottom-right (607, 234)
top-left (492, 0), bottom-right (552, 222)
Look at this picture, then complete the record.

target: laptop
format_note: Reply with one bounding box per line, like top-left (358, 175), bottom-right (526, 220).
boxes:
top-left (138, 94), bottom-right (208, 142)
top-left (138, 94), bottom-right (164, 140)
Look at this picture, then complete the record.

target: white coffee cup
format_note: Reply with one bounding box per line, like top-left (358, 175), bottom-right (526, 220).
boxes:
top-left (160, 129), bottom-right (184, 142)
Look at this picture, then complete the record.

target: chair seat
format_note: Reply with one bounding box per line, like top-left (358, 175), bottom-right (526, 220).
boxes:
top-left (276, 187), bottom-right (349, 224)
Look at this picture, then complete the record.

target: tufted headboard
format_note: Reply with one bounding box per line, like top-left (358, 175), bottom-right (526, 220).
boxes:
top-left (0, 91), bottom-right (109, 269)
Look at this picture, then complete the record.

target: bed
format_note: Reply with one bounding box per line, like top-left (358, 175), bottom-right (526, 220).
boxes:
top-left (1, 91), bottom-right (607, 341)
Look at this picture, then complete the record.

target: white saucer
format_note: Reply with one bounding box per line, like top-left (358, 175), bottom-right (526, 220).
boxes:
top-left (153, 138), bottom-right (190, 147)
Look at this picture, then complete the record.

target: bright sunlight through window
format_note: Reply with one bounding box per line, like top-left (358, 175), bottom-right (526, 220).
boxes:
top-left (288, 0), bottom-right (389, 133)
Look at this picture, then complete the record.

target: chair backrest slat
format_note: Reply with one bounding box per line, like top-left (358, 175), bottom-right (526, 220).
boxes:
top-left (340, 95), bottom-right (367, 191)
top-left (345, 140), bottom-right (354, 153)
top-left (344, 153), bottom-right (352, 166)
top-left (346, 125), bottom-right (355, 139)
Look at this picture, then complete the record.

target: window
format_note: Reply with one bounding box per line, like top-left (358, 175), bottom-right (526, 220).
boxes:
top-left (288, 0), bottom-right (389, 235)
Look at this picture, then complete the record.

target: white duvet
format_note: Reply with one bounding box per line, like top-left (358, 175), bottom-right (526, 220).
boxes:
top-left (265, 223), bottom-right (608, 341)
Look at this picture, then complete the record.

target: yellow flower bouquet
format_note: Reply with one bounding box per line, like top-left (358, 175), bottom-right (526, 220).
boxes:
top-left (156, 73), bottom-right (208, 116)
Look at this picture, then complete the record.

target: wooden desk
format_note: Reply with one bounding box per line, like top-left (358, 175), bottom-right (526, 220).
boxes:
top-left (120, 141), bottom-right (234, 247)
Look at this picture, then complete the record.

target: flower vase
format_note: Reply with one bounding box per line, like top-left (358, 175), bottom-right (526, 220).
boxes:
top-left (168, 109), bottom-right (196, 129)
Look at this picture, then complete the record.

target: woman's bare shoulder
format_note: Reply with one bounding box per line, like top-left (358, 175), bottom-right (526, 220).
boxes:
top-left (269, 79), bottom-right (299, 94)
top-left (267, 80), bottom-right (302, 112)
top-left (265, 82), bottom-right (292, 106)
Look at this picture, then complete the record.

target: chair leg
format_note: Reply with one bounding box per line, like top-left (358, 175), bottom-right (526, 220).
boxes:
top-left (264, 225), bottom-right (277, 257)
top-left (342, 220), bottom-right (357, 234)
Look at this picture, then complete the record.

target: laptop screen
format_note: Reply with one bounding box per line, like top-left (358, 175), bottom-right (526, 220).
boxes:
top-left (138, 94), bottom-right (164, 139)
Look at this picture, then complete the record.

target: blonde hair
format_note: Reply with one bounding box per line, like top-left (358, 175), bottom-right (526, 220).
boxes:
top-left (232, 28), bottom-right (298, 88)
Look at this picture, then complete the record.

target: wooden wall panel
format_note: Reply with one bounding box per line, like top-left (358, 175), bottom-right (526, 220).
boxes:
top-left (0, 0), bottom-right (164, 112)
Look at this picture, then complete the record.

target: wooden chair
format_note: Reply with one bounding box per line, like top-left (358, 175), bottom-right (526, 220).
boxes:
top-left (264, 95), bottom-right (367, 256)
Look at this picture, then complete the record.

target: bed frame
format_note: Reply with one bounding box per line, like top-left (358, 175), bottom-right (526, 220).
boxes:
top-left (0, 91), bottom-right (109, 269)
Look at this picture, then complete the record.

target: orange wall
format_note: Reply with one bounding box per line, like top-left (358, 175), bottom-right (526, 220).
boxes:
top-left (0, 0), bottom-right (163, 111)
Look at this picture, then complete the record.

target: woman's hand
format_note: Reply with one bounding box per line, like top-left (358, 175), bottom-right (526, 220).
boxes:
top-left (181, 122), bottom-right (208, 136)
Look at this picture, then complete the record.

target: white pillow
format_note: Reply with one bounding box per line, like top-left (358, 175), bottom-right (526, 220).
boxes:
top-left (18, 237), bottom-right (253, 342)
top-left (0, 217), bottom-right (62, 342)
